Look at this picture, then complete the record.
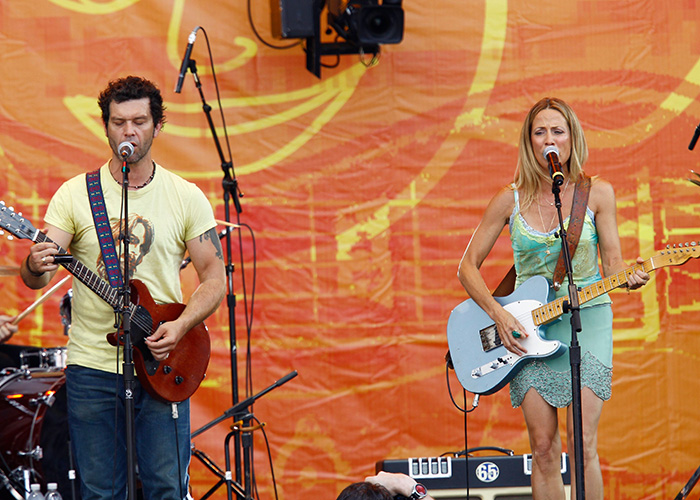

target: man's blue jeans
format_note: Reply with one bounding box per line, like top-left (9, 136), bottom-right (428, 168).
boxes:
top-left (65, 365), bottom-right (191, 500)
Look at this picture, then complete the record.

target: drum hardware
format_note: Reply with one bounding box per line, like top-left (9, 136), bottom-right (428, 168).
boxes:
top-left (59, 289), bottom-right (72, 337)
top-left (19, 348), bottom-right (67, 371)
top-left (0, 469), bottom-right (23, 500)
top-left (0, 367), bottom-right (77, 500)
top-left (16, 447), bottom-right (42, 462)
top-left (22, 391), bottom-right (57, 412)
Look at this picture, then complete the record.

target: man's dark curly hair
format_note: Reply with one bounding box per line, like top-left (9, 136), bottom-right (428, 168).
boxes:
top-left (336, 482), bottom-right (393, 500)
top-left (98, 76), bottom-right (166, 128)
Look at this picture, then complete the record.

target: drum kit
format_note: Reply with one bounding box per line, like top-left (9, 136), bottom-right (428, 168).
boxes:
top-left (0, 271), bottom-right (78, 500)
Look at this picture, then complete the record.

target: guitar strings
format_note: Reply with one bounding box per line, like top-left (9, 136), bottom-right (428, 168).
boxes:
top-left (28, 223), bottom-right (170, 355)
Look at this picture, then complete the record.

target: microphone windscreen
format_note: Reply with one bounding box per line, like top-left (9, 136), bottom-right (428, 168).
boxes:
top-left (543, 145), bottom-right (559, 159)
top-left (118, 142), bottom-right (134, 158)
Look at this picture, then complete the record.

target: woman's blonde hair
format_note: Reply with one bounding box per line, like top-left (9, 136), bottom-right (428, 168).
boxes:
top-left (514, 97), bottom-right (588, 211)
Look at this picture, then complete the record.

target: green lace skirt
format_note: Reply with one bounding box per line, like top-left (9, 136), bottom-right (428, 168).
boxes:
top-left (510, 303), bottom-right (613, 408)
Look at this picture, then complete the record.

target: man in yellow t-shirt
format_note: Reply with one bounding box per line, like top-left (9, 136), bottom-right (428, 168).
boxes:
top-left (20, 76), bottom-right (225, 500)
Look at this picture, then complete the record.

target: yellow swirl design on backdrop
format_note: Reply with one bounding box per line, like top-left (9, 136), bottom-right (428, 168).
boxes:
top-left (63, 63), bottom-right (367, 177)
top-left (167, 0), bottom-right (258, 75)
top-left (48, 0), bottom-right (138, 14)
top-left (335, 0), bottom-right (509, 261)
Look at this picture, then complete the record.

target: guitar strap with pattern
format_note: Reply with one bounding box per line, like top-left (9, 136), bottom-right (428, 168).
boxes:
top-left (86, 170), bottom-right (124, 288)
top-left (493, 175), bottom-right (591, 296)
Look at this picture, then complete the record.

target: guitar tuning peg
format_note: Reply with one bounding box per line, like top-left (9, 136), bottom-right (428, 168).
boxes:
top-left (692, 242), bottom-right (697, 246)
top-left (6, 236), bottom-right (12, 241)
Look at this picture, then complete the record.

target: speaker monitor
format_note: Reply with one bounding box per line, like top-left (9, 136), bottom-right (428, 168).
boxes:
top-left (377, 454), bottom-right (571, 500)
top-left (430, 485), bottom-right (571, 500)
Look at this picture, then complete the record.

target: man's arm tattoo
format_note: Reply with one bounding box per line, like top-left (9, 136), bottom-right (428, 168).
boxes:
top-left (200, 228), bottom-right (224, 261)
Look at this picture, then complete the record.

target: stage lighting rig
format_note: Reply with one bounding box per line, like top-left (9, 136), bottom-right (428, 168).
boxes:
top-left (327, 0), bottom-right (404, 45)
top-left (269, 0), bottom-right (404, 78)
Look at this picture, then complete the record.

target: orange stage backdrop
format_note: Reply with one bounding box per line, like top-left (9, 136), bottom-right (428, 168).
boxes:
top-left (1, 1), bottom-right (700, 499)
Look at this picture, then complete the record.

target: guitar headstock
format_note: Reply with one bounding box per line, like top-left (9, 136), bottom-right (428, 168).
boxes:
top-left (654, 242), bottom-right (700, 267)
top-left (0, 201), bottom-right (39, 242)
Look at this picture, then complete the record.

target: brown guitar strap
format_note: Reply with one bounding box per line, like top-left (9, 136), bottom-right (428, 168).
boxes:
top-left (492, 175), bottom-right (591, 296)
top-left (492, 265), bottom-right (517, 297)
top-left (551, 175), bottom-right (591, 290)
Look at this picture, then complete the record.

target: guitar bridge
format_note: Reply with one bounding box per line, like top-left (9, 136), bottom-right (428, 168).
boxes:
top-left (471, 354), bottom-right (516, 379)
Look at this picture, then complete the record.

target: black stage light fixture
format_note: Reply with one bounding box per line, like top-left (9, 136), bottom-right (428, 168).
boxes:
top-left (270, 0), bottom-right (404, 78)
top-left (327, 0), bottom-right (404, 45)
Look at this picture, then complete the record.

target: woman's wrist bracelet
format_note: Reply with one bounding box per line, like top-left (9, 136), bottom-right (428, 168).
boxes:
top-left (25, 255), bottom-right (45, 277)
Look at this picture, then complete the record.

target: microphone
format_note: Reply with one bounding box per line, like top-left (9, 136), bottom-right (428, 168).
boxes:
top-left (118, 141), bottom-right (134, 159)
top-left (689, 123), bottom-right (700, 150)
top-left (174, 27), bottom-right (200, 93)
top-left (543, 145), bottom-right (565, 186)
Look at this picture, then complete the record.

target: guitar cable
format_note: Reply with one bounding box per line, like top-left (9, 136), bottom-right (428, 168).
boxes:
top-left (445, 359), bottom-right (479, 414)
top-left (463, 390), bottom-right (470, 499)
top-left (445, 360), bottom-right (479, 499)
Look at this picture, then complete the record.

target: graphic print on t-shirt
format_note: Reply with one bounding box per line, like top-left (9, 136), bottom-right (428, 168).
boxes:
top-left (95, 214), bottom-right (155, 281)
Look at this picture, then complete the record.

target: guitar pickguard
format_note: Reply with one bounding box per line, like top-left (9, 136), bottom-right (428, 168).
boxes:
top-left (130, 305), bottom-right (159, 376)
top-left (447, 276), bottom-right (567, 395)
top-left (470, 299), bottom-right (554, 380)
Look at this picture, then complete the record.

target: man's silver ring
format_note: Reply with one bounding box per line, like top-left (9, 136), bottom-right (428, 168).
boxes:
top-left (512, 330), bottom-right (521, 339)
top-left (41, 256), bottom-right (46, 263)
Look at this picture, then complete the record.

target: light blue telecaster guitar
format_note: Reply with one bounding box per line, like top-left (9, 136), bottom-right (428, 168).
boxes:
top-left (447, 244), bottom-right (699, 395)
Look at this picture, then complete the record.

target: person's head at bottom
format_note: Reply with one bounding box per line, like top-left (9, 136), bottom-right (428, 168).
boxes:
top-left (336, 481), bottom-right (392, 500)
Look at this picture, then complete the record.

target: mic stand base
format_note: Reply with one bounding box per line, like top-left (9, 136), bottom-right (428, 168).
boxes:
top-left (190, 371), bottom-right (298, 500)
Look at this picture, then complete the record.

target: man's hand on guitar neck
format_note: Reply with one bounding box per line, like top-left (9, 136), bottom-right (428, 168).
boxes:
top-left (21, 225), bottom-right (72, 290)
top-left (22, 241), bottom-right (60, 289)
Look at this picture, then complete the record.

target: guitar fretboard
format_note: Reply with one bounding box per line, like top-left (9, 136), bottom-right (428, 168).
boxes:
top-left (531, 245), bottom-right (699, 325)
top-left (35, 232), bottom-right (124, 310)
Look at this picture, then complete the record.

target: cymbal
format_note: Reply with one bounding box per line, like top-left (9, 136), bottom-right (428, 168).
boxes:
top-left (0, 266), bottom-right (19, 276)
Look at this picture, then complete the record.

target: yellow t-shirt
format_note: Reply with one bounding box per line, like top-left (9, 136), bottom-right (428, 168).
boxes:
top-left (45, 162), bottom-right (216, 373)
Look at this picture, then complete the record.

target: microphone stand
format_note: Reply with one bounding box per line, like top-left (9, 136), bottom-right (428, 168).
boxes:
top-left (118, 156), bottom-right (139, 500)
top-left (551, 177), bottom-right (585, 500)
top-left (190, 371), bottom-right (298, 500)
top-left (184, 59), bottom-right (248, 497)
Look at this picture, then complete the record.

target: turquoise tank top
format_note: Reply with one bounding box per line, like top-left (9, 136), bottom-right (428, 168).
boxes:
top-left (509, 187), bottom-right (611, 307)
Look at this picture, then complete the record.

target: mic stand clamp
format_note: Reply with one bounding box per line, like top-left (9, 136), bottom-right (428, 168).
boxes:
top-left (551, 180), bottom-right (585, 500)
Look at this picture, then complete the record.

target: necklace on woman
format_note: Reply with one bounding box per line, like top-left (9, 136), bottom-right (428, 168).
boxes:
top-left (536, 177), bottom-right (571, 254)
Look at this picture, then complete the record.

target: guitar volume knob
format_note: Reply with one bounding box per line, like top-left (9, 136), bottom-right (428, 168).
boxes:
top-left (175, 376), bottom-right (184, 385)
top-left (163, 365), bottom-right (172, 374)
